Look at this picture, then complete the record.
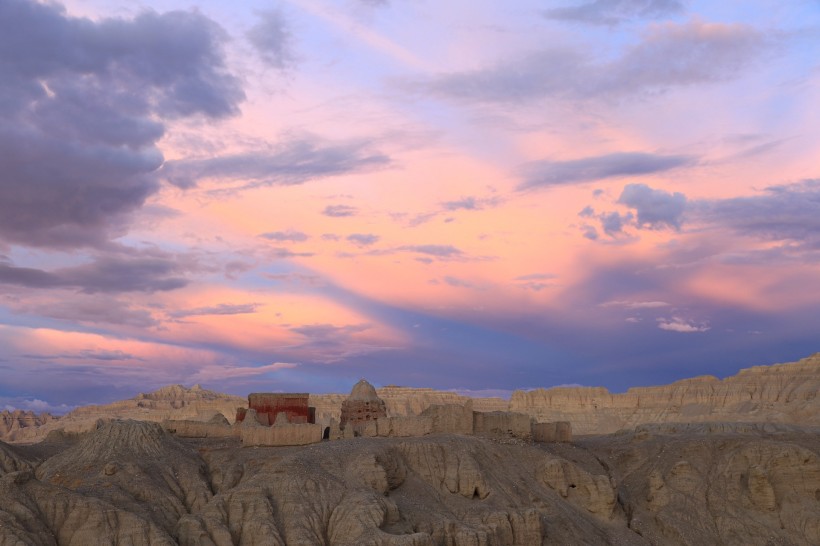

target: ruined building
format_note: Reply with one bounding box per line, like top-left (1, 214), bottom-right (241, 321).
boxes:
top-left (339, 379), bottom-right (387, 432)
top-left (236, 393), bottom-right (316, 426)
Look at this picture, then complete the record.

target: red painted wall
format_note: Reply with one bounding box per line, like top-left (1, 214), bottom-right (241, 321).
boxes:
top-left (247, 393), bottom-right (314, 425)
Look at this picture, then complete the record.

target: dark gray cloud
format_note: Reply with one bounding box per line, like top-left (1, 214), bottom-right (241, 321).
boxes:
top-left (347, 233), bottom-right (380, 246)
top-left (0, 0), bottom-right (244, 248)
top-left (544, 0), bottom-right (685, 26)
top-left (169, 303), bottom-right (259, 319)
top-left (424, 20), bottom-right (769, 103)
top-left (0, 249), bottom-right (194, 293)
top-left (323, 205), bottom-right (359, 217)
top-left (692, 179), bottom-right (820, 250)
top-left (162, 137), bottom-right (389, 190)
top-left (601, 211), bottom-right (632, 236)
top-left (247, 10), bottom-right (295, 69)
top-left (520, 152), bottom-right (694, 190)
top-left (22, 349), bottom-right (139, 362)
top-left (259, 230), bottom-right (310, 242)
top-left (589, 180), bottom-right (820, 253)
top-left (15, 297), bottom-right (158, 328)
top-left (618, 183), bottom-right (687, 230)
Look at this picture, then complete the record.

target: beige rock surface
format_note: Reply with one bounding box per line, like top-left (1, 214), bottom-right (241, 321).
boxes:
top-left (2, 385), bottom-right (246, 443)
top-left (3, 418), bottom-right (820, 544)
top-left (511, 353), bottom-right (820, 434)
top-left (0, 410), bottom-right (56, 442)
top-left (581, 423), bottom-right (820, 545)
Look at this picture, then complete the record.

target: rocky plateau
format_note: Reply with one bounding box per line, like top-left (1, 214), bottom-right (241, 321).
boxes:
top-left (1, 353), bottom-right (820, 545)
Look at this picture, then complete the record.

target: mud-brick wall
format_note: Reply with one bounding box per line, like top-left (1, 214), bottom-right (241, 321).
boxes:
top-left (248, 393), bottom-right (312, 425)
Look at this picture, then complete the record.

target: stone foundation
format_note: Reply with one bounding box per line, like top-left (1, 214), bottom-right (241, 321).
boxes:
top-left (532, 421), bottom-right (572, 443)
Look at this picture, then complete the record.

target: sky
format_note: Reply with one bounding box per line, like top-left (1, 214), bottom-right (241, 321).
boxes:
top-left (1, 0), bottom-right (819, 413)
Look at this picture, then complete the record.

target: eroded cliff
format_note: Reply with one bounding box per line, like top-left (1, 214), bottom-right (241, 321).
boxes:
top-left (511, 353), bottom-right (820, 434)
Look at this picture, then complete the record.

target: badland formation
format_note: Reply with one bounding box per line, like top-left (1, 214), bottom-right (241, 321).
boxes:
top-left (2, 353), bottom-right (820, 544)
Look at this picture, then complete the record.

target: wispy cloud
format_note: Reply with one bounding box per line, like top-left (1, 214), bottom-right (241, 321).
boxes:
top-left (169, 303), bottom-right (260, 319)
top-left (424, 20), bottom-right (771, 103)
top-left (247, 9), bottom-right (296, 70)
top-left (260, 230), bottom-right (310, 242)
top-left (188, 362), bottom-right (298, 382)
top-left (544, 0), bottom-right (685, 26)
top-left (162, 136), bottom-right (390, 191)
top-left (520, 152), bottom-right (695, 190)
top-left (323, 204), bottom-right (359, 217)
top-left (657, 316), bottom-right (710, 332)
top-left (347, 233), bottom-right (380, 246)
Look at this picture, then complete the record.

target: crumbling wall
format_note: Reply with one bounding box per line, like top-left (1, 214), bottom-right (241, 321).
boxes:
top-left (248, 393), bottom-right (312, 425)
top-left (162, 420), bottom-right (236, 438)
top-left (240, 423), bottom-right (324, 446)
top-left (346, 416), bottom-right (434, 438)
top-left (532, 421), bottom-right (572, 443)
top-left (384, 416), bottom-right (433, 437)
top-left (473, 411), bottom-right (533, 440)
top-left (340, 399), bottom-right (387, 430)
top-left (421, 401), bottom-right (473, 435)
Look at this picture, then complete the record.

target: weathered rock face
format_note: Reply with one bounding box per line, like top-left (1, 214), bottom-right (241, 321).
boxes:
top-left (0, 441), bottom-right (36, 476)
top-left (582, 424), bottom-right (820, 545)
top-left (4, 421), bottom-right (820, 545)
top-left (1, 385), bottom-right (247, 444)
top-left (0, 410), bottom-right (56, 442)
top-left (37, 421), bottom-right (213, 534)
top-left (239, 423), bottom-right (324, 446)
top-left (512, 353), bottom-right (820, 434)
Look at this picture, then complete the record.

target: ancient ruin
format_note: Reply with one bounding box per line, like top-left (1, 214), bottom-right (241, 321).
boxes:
top-left (160, 379), bottom-right (571, 447)
top-left (235, 392), bottom-right (315, 425)
top-left (339, 379), bottom-right (387, 432)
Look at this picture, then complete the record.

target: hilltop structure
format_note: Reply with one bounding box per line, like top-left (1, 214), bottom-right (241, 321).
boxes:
top-left (164, 378), bottom-right (571, 447)
top-left (339, 379), bottom-right (387, 432)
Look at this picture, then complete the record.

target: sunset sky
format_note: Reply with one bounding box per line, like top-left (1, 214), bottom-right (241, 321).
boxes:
top-left (1, 0), bottom-right (819, 412)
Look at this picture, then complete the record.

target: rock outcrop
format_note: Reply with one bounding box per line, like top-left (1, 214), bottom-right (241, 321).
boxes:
top-left (0, 410), bottom-right (56, 442)
top-left (2, 385), bottom-right (246, 443)
top-left (582, 423), bottom-right (820, 545)
top-left (512, 353), bottom-right (820, 434)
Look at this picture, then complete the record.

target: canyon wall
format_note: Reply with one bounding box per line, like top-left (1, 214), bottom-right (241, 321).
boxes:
top-left (511, 353), bottom-right (820, 434)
